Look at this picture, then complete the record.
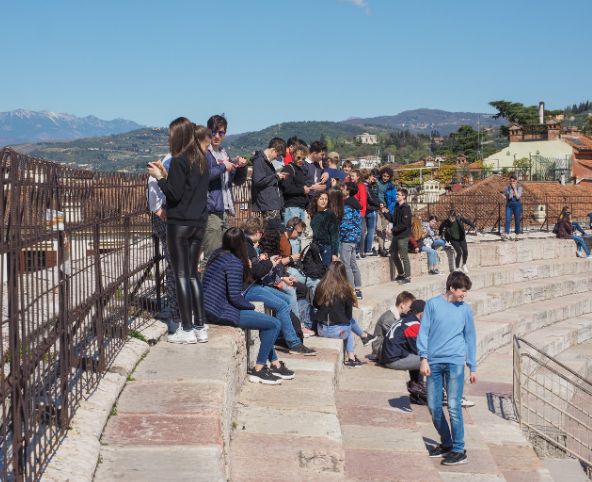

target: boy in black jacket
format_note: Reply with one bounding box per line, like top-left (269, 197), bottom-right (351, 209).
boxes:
top-left (382, 188), bottom-right (412, 283)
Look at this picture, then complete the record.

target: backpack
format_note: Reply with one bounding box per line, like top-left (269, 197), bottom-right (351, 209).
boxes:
top-left (552, 222), bottom-right (559, 235)
top-left (300, 242), bottom-right (326, 279)
top-left (340, 205), bottom-right (362, 244)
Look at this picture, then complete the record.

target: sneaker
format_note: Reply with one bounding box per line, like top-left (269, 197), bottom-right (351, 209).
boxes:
top-left (379, 249), bottom-right (389, 257)
top-left (344, 357), bottom-right (363, 368)
top-left (365, 251), bottom-right (377, 257)
top-left (359, 252), bottom-right (366, 258)
top-left (501, 233), bottom-right (509, 241)
top-left (193, 326), bottom-right (208, 343)
top-left (576, 249), bottom-right (586, 258)
top-left (248, 366), bottom-right (282, 385)
top-left (587, 255), bottom-right (592, 260)
top-left (269, 361), bottom-right (295, 380)
top-left (168, 327), bottom-right (197, 344)
top-left (462, 264), bottom-right (469, 274)
top-left (302, 327), bottom-right (316, 338)
top-left (399, 277), bottom-right (411, 284)
top-left (360, 333), bottom-right (377, 347)
top-left (355, 289), bottom-right (363, 300)
top-left (441, 450), bottom-right (467, 465)
top-left (461, 397), bottom-right (476, 407)
top-left (288, 344), bottom-right (317, 356)
top-left (409, 393), bottom-right (427, 405)
top-left (394, 274), bottom-right (406, 281)
top-left (428, 445), bottom-right (453, 458)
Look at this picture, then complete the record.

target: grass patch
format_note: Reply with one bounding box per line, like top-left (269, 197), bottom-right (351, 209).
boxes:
top-left (129, 329), bottom-right (147, 343)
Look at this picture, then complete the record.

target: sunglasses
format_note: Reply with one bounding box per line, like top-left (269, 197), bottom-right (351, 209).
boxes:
top-left (211, 130), bottom-right (226, 137)
top-left (294, 156), bottom-right (306, 161)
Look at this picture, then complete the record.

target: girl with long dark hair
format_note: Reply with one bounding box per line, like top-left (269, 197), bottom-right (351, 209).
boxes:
top-left (203, 228), bottom-right (294, 384)
top-left (313, 261), bottom-right (376, 367)
top-left (308, 192), bottom-right (339, 267)
top-left (147, 118), bottom-right (210, 344)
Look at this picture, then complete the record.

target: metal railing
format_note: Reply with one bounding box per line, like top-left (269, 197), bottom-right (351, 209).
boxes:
top-left (411, 194), bottom-right (592, 234)
top-left (0, 148), bottom-right (166, 481)
top-left (513, 336), bottom-right (592, 474)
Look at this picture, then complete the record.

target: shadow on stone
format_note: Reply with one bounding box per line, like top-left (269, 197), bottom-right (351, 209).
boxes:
top-left (388, 396), bottom-right (413, 412)
top-left (486, 391), bottom-right (517, 421)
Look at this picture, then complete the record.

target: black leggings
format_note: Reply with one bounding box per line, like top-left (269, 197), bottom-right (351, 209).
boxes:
top-left (167, 223), bottom-right (206, 330)
top-left (450, 239), bottom-right (468, 267)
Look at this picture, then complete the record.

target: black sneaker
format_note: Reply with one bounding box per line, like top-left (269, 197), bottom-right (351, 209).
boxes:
top-left (399, 277), bottom-right (411, 284)
top-left (288, 344), bottom-right (317, 356)
top-left (409, 393), bottom-right (427, 405)
top-left (360, 333), bottom-right (377, 347)
top-left (344, 357), bottom-right (363, 368)
top-left (355, 289), bottom-right (363, 300)
top-left (428, 445), bottom-right (453, 458)
top-left (248, 366), bottom-right (282, 385)
top-left (269, 361), bottom-right (295, 380)
top-left (441, 450), bottom-right (467, 465)
top-left (394, 274), bottom-right (406, 281)
top-left (379, 249), bottom-right (389, 257)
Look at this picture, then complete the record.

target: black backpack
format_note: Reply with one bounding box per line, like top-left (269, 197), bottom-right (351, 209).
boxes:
top-left (300, 242), bottom-right (326, 280)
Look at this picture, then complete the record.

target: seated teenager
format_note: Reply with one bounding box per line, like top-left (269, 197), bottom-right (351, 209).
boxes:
top-left (556, 207), bottom-right (592, 259)
top-left (409, 215), bottom-right (443, 275)
top-left (370, 291), bottom-right (415, 361)
top-left (381, 300), bottom-right (427, 404)
top-left (202, 227), bottom-right (294, 384)
top-left (314, 261), bottom-right (376, 367)
top-left (241, 217), bottom-right (317, 356)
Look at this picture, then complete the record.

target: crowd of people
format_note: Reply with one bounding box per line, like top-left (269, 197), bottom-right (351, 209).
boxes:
top-left (146, 115), bottom-right (589, 467)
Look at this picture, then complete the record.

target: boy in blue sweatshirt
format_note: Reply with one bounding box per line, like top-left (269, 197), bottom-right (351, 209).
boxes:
top-left (417, 271), bottom-right (477, 466)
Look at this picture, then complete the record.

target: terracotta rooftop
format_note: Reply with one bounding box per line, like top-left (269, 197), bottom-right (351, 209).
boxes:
top-left (563, 134), bottom-right (592, 151)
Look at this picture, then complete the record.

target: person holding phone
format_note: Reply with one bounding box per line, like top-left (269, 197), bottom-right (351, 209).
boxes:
top-left (202, 115), bottom-right (248, 264)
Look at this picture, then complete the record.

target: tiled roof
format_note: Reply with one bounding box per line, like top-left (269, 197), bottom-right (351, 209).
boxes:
top-left (563, 134), bottom-right (592, 151)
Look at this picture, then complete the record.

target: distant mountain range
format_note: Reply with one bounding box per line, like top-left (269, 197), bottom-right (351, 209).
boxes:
top-left (0, 109), bottom-right (143, 145)
top-left (345, 108), bottom-right (505, 135)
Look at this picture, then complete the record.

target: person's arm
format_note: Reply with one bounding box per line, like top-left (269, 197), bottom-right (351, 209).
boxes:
top-left (232, 162), bottom-right (248, 186)
top-left (225, 263), bottom-right (255, 310)
top-left (280, 166), bottom-right (306, 195)
top-left (417, 301), bottom-right (432, 376)
top-left (207, 153), bottom-right (226, 182)
top-left (515, 184), bottom-right (523, 200)
top-left (252, 157), bottom-right (278, 188)
top-left (460, 216), bottom-right (476, 230)
top-left (147, 176), bottom-right (165, 213)
top-left (157, 157), bottom-right (186, 204)
top-left (463, 305), bottom-right (477, 374)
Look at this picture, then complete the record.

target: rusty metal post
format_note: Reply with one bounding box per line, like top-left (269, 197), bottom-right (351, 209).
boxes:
top-left (93, 222), bottom-right (106, 371)
top-left (122, 216), bottom-right (131, 339)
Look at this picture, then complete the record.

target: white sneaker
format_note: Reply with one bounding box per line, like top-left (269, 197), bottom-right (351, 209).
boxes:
top-left (461, 397), bottom-right (476, 407)
top-left (168, 327), bottom-right (197, 344)
top-left (501, 233), bottom-right (509, 241)
top-left (577, 249), bottom-right (586, 258)
top-left (587, 255), bottom-right (592, 260)
top-left (462, 264), bottom-right (469, 274)
top-left (193, 326), bottom-right (209, 343)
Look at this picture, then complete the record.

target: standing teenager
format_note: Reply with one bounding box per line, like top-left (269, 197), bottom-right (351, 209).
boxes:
top-left (418, 271), bottom-right (477, 465)
top-left (147, 118), bottom-right (210, 344)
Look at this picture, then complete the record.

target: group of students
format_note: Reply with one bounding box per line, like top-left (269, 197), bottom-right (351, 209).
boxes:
top-left (146, 116), bottom-right (480, 466)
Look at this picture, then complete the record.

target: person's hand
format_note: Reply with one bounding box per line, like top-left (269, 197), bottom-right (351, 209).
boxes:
top-left (303, 185), bottom-right (311, 194)
top-left (330, 178), bottom-right (337, 187)
top-left (259, 253), bottom-right (269, 261)
top-left (331, 255), bottom-right (338, 262)
top-left (312, 182), bottom-right (325, 192)
top-left (271, 255), bottom-right (282, 266)
top-left (223, 160), bottom-right (236, 172)
top-left (420, 359), bottom-right (430, 377)
top-left (147, 160), bottom-right (166, 179)
top-left (320, 172), bottom-right (329, 183)
top-left (414, 248), bottom-right (420, 253)
top-left (277, 172), bottom-right (288, 180)
top-left (154, 208), bottom-right (166, 221)
top-left (381, 207), bottom-right (390, 214)
top-left (235, 156), bottom-right (247, 168)
top-left (291, 252), bottom-right (301, 262)
top-left (469, 372), bottom-right (477, 384)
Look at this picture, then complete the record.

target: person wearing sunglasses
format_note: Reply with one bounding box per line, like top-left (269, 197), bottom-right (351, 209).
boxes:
top-left (202, 114), bottom-right (248, 265)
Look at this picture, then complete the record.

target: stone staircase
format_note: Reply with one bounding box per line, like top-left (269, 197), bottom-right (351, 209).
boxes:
top-left (90, 233), bottom-right (591, 481)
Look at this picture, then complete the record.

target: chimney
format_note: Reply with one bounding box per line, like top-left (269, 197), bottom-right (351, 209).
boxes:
top-left (539, 101), bottom-right (545, 125)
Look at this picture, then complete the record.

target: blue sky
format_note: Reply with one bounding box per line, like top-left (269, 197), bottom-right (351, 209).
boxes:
top-left (3, 0), bottom-right (591, 133)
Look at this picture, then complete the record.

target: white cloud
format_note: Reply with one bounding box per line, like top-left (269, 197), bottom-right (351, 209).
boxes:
top-left (340, 0), bottom-right (371, 14)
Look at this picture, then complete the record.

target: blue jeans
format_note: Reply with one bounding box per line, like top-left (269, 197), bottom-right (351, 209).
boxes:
top-left (318, 243), bottom-right (333, 267)
top-left (244, 284), bottom-right (301, 349)
top-left (421, 245), bottom-right (439, 270)
top-left (573, 235), bottom-right (591, 256)
top-left (286, 266), bottom-right (320, 295)
top-left (357, 216), bottom-right (366, 254)
top-left (505, 200), bottom-right (522, 234)
top-left (317, 319), bottom-right (364, 353)
top-left (237, 310), bottom-right (280, 365)
top-left (427, 363), bottom-right (465, 452)
top-left (572, 222), bottom-right (586, 236)
top-left (284, 206), bottom-right (305, 225)
top-left (432, 239), bottom-right (446, 249)
top-left (364, 211), bottom-right (378, 253)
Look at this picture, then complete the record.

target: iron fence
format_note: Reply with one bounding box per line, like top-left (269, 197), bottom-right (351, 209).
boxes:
top-left (0, 148), bottom-right (165, 481)
top-left (513, 336), bottom-right (592, 475)
top-left (411, 194), bottom-right (592, 234)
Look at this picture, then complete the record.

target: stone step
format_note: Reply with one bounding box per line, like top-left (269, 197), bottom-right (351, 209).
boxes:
top-left (229, 336), bottom-right (347, 481)
top-left (358, 235), bottom-right (576, 288)
top-left (94, 325), bottom-right (247, 482)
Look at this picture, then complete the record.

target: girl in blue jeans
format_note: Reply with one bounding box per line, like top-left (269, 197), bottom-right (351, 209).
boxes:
top-left (203, 228), bottom-right (295, 385)
top-left (313, 261), bottom-right (376, 367)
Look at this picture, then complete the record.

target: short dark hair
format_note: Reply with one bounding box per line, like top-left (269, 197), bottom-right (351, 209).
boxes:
top-left (286, 136), bottom-right (299, 148)
top-left (446, 271), bottom-right (472, 291)
top-left (395, 291), bottom-right (415, 306)
top-left (399, 188), bottom-right (408, 199)
top-left (286, 217), bottom-right (306, 232)
top-left (342, 160), bottom-right (353, 169)
top-left (309, 140), bottom-right (326, 154)
top-left (509, 175), bottom-right (517, 181)
top-left (207, 114), bottom-right (228, 132)
top-left (344, 181), bottom-right (358, 197)
top-left (428, 215), bottom-right (438, 222)
top-left (370, 168), bottom-right (380, 177)
top-left (268, 137), bottom-right (286, 153)
top-left (241, 216), bottom-right (264, 236)
top-left (379, 166), bottom-right (394, 178)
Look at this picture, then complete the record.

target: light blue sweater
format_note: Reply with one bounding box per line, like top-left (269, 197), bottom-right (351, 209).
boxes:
top-left (417, 294), bottom-right (477, 372)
